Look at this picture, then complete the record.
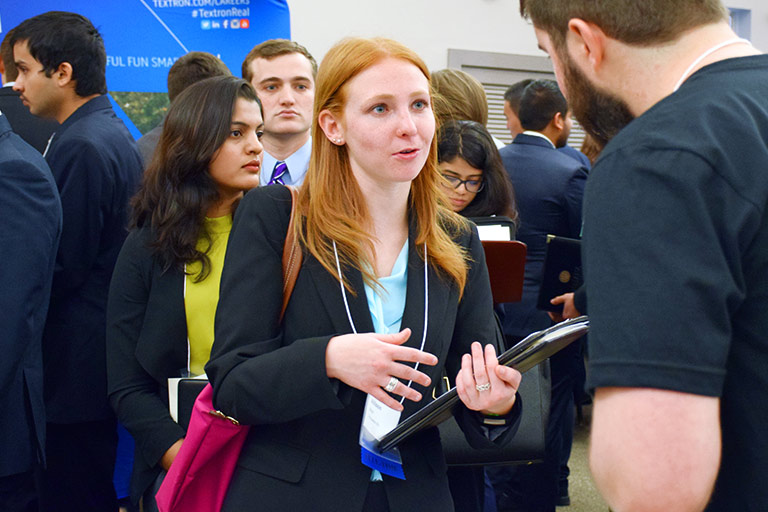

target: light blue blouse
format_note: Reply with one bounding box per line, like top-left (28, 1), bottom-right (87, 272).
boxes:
top-left (363, 240), bottom-right (409, 336)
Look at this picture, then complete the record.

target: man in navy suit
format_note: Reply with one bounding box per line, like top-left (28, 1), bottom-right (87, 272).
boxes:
top-left (503, 78), bottom-right (591, 170)
top-left (0, 29), bottom-right (58, 154)
top-left (12, 12), bottom-right (143, 511)
top-left (490, 79), bottom-right (587, 512)
top-left (0, 111), bottom-right (61, 512)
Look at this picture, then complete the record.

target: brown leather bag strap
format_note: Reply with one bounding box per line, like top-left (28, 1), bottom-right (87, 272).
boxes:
top-left (280, 186), bottom-right (303, 322)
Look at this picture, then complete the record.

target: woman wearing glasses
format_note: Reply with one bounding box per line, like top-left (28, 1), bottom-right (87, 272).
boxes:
top-left (438, 120), bottom-right (517, 222)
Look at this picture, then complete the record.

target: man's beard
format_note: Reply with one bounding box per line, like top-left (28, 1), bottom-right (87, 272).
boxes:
top-left (561, 53), bottom-right (635, 148)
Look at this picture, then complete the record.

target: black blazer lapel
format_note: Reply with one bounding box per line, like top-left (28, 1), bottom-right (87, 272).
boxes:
top-left (137, 267), bottom-right (189, 380)
top-left (402, 237), bottom-right (427, 351)
top-left (305, 255), bottom-right (374, 336)
top-left (402, 227), bottom-right (453, 353)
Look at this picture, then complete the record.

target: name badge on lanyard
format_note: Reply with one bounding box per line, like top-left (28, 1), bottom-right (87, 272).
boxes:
top-left (359, 396), bottom-right (405, 479)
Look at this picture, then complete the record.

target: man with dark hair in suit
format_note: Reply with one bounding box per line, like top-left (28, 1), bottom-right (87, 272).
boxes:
top-left (0, 28), bottom-right (58, 153)
top-left (137, 51), bottom-right (231, 165)
top-left (12, 11), bottom-right (143, 511)
top-left (490, 79), bottom-right (588, 512)
top-left (0, 111), bottom-right (61, 512)
top-left (504, 78), bottom-right (590, 169)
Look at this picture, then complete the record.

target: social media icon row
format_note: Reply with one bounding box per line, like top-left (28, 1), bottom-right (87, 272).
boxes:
top-left (201, 19), bottom-right (250, 30)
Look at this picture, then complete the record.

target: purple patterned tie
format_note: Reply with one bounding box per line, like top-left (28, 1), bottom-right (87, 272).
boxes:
top-left (269, 161), bottom-right (288, 185)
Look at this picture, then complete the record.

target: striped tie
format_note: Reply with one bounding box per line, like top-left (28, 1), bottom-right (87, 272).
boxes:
top-left (269, 161), bottom-right (288, 185)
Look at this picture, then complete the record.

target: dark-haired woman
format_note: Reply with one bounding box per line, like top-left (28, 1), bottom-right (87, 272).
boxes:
top-left (438, 120), bottom-right (517, 223)
top-left (106, 75), bottom-right (264, 508)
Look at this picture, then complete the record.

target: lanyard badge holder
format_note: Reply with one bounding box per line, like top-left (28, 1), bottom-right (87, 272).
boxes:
top-left (333, 241), bottom-right (429, 480)
top-left (359, 395), bottom-right (406, 479)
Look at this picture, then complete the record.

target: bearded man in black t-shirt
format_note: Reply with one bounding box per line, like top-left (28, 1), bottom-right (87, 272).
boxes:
top-left (518, 1), bottom-right (768, 511)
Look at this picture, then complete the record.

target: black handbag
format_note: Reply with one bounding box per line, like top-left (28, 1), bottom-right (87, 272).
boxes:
top-left (437, 360), bottom-right (551, 467)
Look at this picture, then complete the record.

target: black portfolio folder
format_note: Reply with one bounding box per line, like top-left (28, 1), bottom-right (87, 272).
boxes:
top-left (536, 235), bottom-right (583, 312)
top-left (377, 316), bottom-right (589, 452)
top-left (177, 378), bottom-right (208, 430)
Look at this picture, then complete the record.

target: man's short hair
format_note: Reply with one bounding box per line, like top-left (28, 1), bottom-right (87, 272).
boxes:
top-left (518, 79), bottom-right (568, 132)
top-left (10, 11), bottom-right (106, 97)
top-left (1, 29), bottom-right (19, 82)
top-left (503, 78), bottom-right (534, 115)
top-left (241, 39), bottom-right (317, 83)
top-left (520, 0), bottom-right (728, 50)
top-left (167, 52), bottom-right (231, 102)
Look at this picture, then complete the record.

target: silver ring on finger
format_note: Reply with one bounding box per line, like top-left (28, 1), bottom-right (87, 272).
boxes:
top-left (384, 376), bottom-right (398, 392)
top-left (475, 382), bottom-right (491, 392)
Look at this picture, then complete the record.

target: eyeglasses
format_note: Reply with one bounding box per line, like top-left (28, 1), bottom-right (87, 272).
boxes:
top-left (441, 174), bottom-right (485, 193)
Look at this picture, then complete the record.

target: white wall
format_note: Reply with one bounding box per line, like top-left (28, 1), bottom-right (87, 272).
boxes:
top-left (288, 0), bottom-right (768, 69)
top-left (288, 0), bottom-right (538, 71)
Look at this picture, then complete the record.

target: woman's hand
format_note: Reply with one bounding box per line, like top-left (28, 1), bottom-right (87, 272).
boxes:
top-left (455, 342), bottom-right (521, 416)
top-left (326, 328), bottom-right (438, 411)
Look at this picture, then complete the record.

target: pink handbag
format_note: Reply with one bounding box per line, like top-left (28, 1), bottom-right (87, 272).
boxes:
top-left (156, 186), bottom-right (303, 512)
top-left (155, 384), bottom-right (248, 511)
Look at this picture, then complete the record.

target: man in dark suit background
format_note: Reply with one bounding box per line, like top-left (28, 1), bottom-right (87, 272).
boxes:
top-left (490, 79), bottom-right (587, 512)
top-left (0, 28), bottom-right (58, 154)
top-left (12, 12), bottom-right (143, 511)
top-left (0, 111), bottom-right (61, 512)
top-left (503, 78), bottom-right (591, 170)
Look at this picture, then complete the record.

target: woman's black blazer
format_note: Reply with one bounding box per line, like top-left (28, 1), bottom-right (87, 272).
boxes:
top-left (207, 186), bottom-right (520, 512)
top-left (106, 226), bottom-right (189, 501)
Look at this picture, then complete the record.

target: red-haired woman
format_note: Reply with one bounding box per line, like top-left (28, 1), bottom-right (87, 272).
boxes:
top-left (207, 37), bottom-right (522, 512)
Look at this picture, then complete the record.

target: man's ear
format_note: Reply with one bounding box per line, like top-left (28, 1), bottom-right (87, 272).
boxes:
top-left (552, 111), bottom-right (565, 132)
top-left (567, 19), bottom-right (607, 73)
top-left (54, 62), bottom-right (74, 87)
top-left (317, 109), bottom-right (343, 144)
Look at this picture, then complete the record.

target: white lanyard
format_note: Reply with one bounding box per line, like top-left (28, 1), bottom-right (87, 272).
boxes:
top-left (673, 37), bottom-right (752, 92)
top-left (332, 240), bottom-right (429, 403)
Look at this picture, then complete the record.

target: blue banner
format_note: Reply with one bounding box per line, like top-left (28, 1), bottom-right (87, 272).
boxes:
top-left (1, 0), bottom-right (291, 92)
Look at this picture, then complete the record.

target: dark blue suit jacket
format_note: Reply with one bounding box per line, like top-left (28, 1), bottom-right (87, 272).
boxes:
top-left (0, 114), bottom-right (62, 477)
top-left (558, 144), bottom-right (591, 170)
top-left (43, 95), bottom-right (143, 423)
top-left (498, 133), bottom-right (587, 338)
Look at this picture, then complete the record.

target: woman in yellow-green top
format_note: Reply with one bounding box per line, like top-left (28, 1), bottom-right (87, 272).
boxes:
top-left (105, 75), bottom-right (264, 508)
